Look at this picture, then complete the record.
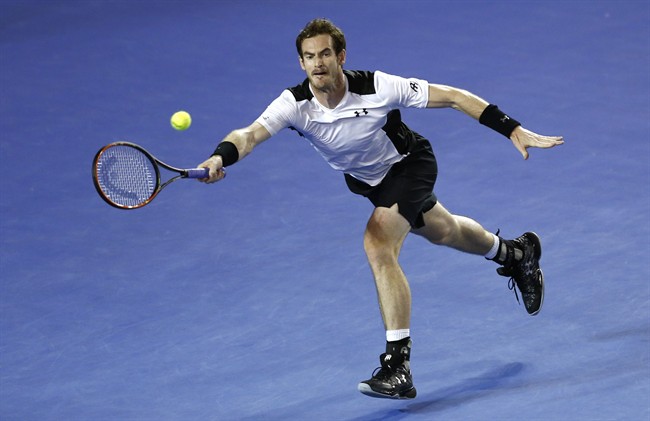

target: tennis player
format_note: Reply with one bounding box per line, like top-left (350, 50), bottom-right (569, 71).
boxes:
top-left (198, 18), bottom-right (563, 400)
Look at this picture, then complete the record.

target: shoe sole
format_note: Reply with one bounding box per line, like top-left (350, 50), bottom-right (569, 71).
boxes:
top-left (357, 383), bottom-right (417, 399)
top-left (524, 232), bottom-right (544, 316)
top-left (531, 268), bottom-right (544, 316)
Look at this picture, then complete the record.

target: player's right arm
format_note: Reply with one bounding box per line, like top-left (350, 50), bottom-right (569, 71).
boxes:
top-left (199, 90), bottom-right (295, 183)
top-left (198, 122), bottom-right (272, 183)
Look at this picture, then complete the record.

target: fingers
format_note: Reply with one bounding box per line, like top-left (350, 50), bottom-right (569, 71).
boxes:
top-left (511, 130), bottom-right (564, 160)
top-left (199, 168), bottom-right (226, 183)
top-left (210, 167), bottom-right (227, 183)
top-left (197, 156), bottom-right (226, 184)
top-left (535, 135), bottom-right (564, 148)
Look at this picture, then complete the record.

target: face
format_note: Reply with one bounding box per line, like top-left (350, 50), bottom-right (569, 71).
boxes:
top-left (299, 34), bottom-right (346, 93)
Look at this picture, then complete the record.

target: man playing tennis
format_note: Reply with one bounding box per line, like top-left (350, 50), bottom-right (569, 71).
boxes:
top-left (198, 18), bottom-right (563, 400)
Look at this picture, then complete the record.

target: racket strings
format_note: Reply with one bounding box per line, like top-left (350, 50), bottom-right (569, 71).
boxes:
top-left (95, 146), bottom-right (157, 207)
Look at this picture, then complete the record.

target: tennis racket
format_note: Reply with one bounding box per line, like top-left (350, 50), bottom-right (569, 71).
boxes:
top-left (92, 141), bottom-right (211, 209)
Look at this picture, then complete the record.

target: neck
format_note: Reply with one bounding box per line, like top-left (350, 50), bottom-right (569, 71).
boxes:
top-left (312, 71), bottom-right (346, 109)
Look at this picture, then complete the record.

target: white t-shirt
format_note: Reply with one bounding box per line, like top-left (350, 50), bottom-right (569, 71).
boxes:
top-left (256, 70), bottom-right (429, 186)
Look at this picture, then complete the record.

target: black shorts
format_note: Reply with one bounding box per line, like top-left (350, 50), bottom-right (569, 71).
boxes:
top-left (345, 134), bottom-right (438, 229)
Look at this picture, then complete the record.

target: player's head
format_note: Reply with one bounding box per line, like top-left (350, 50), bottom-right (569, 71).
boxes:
top-left (297, 18), bottom-right (347, 93)
top-left (296, 18), bottom-right (346, 58)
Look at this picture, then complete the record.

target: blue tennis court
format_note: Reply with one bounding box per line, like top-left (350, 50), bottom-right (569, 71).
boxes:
top-left (1, 0), bottom-right (648, 419)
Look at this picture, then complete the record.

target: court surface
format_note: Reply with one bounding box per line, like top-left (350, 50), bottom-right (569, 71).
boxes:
top-left (1, 1), bottom-right (649, 419)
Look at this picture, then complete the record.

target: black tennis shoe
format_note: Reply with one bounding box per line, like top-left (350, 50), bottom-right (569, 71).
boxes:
top-left (358, 353), bottom-right (417, 399)
top-left (497, 232), bottom-right (544, 315)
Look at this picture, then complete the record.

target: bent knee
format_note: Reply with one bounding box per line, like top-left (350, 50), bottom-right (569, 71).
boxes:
top-left (363, 207), bottom-right (409, 261)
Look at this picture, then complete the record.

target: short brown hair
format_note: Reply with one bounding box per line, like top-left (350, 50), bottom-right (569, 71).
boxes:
top-left (296, 18), bottom-right (346, 57)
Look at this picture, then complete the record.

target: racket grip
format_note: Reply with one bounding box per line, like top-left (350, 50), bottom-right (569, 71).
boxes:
top-left (185, 168), bottom-right (210, 178)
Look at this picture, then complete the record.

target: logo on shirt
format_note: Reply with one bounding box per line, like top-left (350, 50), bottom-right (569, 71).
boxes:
top-left (410, 82), bottom-right (419, 92)
top-left (354, 108), bottom-right (368, 117)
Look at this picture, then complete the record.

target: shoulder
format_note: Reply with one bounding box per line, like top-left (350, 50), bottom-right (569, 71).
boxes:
top-left (344, 70), bottom-right (418, 95)
top-left (344, 70), bottom-right (376, 95)
top-left (287, 78), bottom-right (313, 102)
top-left (373, 70), bottom-right (411, 87)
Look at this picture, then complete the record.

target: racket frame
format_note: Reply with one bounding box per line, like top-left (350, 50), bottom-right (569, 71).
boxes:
top-left (92, 141), bottom-right (204, 210)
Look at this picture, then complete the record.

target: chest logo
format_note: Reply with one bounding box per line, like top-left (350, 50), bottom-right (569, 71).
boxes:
top-left (354, 108), bottom-right (369, 117)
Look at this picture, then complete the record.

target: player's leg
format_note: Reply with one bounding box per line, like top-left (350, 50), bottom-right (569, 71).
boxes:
top-left (363, 203), bottom-right (412, 330)
top-left (413, 202), bottom-right (544, 315)
top-left (411, 201), bottom-right (494, 255)
top-left (358, 203), bottom-right (417, 399)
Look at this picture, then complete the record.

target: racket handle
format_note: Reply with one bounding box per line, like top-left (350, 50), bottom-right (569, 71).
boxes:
top-left (185, 168), bottom-right (210, 178)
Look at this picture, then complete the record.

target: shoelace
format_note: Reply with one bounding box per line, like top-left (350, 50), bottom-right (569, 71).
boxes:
top-left (498, 265), bottom-right (521, 306)
top-left (370, 366), bottom-right (392, 380)
top-left (508, 278), bottom-right (521, 305)
top-left (369, 365), bottom-right (411, 388)
top-left (371, 355), bottom-right (398, 379)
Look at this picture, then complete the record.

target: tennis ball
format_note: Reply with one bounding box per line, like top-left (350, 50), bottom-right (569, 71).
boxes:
top-left (170, 111), bottom-right (192, 131)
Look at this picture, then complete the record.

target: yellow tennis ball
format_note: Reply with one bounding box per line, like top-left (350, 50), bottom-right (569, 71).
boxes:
top-left (170, 111), bottom-right (192, 131)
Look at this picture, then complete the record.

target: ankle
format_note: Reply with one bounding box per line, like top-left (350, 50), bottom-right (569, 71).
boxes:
top-left (385, 337), bottom-right (411, 363)
top-left (491, 237), bottom-right (522, 266)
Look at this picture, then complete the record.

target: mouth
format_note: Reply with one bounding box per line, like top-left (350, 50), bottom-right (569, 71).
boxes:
top-left (312, 70), bottom-right (327, 77)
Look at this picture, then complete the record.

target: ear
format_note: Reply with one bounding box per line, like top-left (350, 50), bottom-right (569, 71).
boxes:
top-left (299, 55), bottom-right (306, 71)
top-left (338, 49), bottom-right (346, 66)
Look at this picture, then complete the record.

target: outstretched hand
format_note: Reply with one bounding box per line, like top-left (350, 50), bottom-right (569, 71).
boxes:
top-left (510, 126), bottom-right (564, 160)
top-left (197, 155), bottom-right (227, 183)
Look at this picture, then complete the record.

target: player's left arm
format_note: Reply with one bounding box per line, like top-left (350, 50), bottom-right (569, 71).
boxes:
top-left (426, 83), bottom-right (564, 159)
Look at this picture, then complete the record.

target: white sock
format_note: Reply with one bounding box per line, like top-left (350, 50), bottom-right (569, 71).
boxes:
top-left (386, 329), bottom-right (410, 342)
top-left (484, 233), bottom-right (500, 260)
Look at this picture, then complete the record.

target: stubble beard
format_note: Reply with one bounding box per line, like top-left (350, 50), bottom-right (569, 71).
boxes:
top-left (310, 69), bottom-right (344, 95)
